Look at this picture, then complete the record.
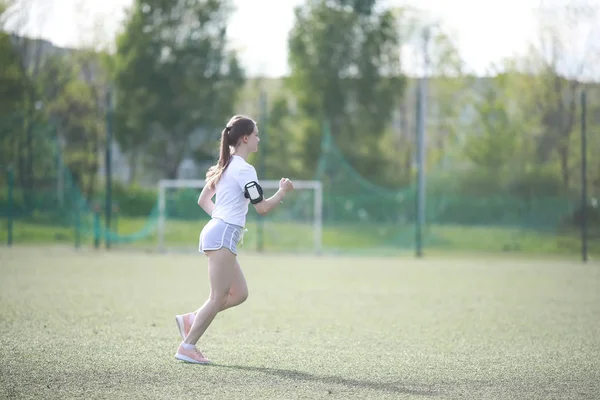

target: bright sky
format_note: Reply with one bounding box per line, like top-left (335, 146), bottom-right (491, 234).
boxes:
top-left (7, 0), bottom-right (599, 77)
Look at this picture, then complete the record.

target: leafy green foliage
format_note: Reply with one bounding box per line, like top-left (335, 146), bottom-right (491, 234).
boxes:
top-left (0, 31), bottom-right (27, 174)
top-left (112, 0), bottom-right (245, 180)
top-left (463, 75), bottom-right (521, 175)
top-left (286, 0), bottom-right (405, 182)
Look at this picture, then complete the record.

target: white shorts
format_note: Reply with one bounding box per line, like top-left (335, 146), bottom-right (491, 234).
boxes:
top-left (199, 218), bottom-right (245, 255)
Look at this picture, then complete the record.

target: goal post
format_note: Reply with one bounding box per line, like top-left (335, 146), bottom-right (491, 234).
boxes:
top-left (157, 179), bottom-right (323, 254)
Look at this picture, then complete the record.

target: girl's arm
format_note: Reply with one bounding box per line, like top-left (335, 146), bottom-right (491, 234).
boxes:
top-left (197, 185), bottom-right (216, 216)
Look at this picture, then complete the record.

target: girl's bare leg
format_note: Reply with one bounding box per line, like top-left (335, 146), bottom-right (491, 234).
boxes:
top-left (184, 248), bottom-right (237, 345)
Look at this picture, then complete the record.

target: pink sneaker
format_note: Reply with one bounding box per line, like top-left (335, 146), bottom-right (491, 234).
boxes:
top-left (175, 344), bottom-right (210, 364)
top-left (175, 312), bottom-right (195, 340)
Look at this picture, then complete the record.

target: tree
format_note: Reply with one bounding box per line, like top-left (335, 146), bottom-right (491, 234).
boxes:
top-left (113, 0), bottom-right (245, 181)
top-left (392, 9), bottom-right (469, 182)
top-left (0, 0), bottom-right (114, 198)
top-left (463, 74), bottom-right (521, 177)
top-left (0, 2), bottom-right (27, 177)
top-left (0, 0), bottom-right (47, 197)
top-left (34, 55), bottom-right (105, 199)
top-left (258, 94), bottom-right (298, 180)
top-left (526, 2), bottom-right (599, 190)
top-left (286, 0), bottom-right (405, 185)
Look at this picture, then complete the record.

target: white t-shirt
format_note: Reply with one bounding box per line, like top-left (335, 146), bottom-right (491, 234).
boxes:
top-left (210, 155), bottom-right (259, 227)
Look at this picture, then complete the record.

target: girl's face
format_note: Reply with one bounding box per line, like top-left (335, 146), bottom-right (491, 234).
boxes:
top-left (243, 125), bottom-right (260, 153)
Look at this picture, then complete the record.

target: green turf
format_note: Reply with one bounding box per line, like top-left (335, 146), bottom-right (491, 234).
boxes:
top-left (1, 247), bottom-right (599, 399)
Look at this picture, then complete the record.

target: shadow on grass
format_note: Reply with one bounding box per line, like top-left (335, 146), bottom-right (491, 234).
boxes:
top-left (212, 364), bottom-right (438, 397)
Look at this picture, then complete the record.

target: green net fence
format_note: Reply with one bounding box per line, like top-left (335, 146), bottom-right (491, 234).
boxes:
top-left (0, 119), bottom-right (154, 247)
top-left (1, 113), bottom-right (598, 257)
top-left (310, 124), bottom-right (593, 256)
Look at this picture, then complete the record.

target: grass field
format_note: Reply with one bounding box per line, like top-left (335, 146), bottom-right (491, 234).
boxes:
top-left (1, 247), bottom-right (599, 399)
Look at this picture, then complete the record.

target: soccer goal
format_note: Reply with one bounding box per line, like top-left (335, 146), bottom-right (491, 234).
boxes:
top-left (157, 179), bottom-right (323, 254)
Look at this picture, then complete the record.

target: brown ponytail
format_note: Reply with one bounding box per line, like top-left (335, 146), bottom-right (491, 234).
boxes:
top-left (205, 115), bottom-right (256, 189)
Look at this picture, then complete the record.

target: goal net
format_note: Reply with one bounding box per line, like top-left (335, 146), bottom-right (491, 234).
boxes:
top-left (157, 179), bottom-right (323, 253)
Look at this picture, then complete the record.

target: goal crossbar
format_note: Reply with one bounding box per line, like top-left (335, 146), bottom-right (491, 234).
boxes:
top-left (157, 179), bottom-right (323, 254)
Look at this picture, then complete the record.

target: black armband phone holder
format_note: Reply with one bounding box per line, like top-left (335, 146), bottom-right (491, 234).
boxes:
top-left (244, 181), bottom-right (264, 204)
